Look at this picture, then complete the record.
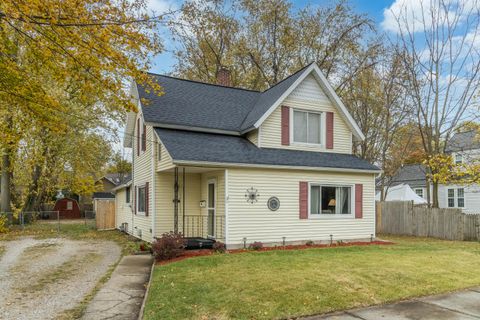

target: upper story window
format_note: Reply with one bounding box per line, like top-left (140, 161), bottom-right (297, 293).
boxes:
top-left (310, 184), bottom-right (352, 216)
top-left (157, 142), bottom-right (162, 161)
top-left (293, 110), bottom-right (322, 144)
top-left (455, 153), bottom-right (463, 164)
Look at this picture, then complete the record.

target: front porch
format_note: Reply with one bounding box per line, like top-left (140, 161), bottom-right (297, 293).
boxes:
top-left (155, 166), bottom-right (226, 243)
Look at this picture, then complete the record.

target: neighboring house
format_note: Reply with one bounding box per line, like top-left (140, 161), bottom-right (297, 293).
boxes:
top-left (115, 62), bottom-right (380, 248)
top-left (388, 130), bottom-right (480, 213)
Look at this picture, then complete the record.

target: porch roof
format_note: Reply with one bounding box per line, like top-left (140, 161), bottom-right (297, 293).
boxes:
top-left (154, 128), bottom-right (379, 172)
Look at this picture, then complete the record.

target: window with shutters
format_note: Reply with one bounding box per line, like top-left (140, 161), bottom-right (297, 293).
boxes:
top-left (309, 184), bottom-right (353, 217)
top-left (137, 185), bottom-right (146, 214)
top-left (292, 109), bottom-right (323, 145)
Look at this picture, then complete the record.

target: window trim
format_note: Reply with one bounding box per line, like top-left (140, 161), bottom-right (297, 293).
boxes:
top-left (308, 182), bottom-right (355, 219)
top-left (290, 108), bottom-right (325, 147)
top-left (137, 184), bottom-right (147, 215)
top-left (446, 187), bottom-right (465, 209)
top-left (414, 188), bottom-right (424, 198)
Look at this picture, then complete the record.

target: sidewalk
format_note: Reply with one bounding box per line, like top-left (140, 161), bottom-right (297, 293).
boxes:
top-left (303, 287), bottom-right (480, 320)
top-left (82, 255), bottom-right (153, 320)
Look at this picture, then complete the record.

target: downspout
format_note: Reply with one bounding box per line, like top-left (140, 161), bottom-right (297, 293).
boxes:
top-left (151, 130), bottom-right (156, 240)
top-left (182, 167), bottom-right (185, 235)
top-left (224, 169), bottom-right (229, 247)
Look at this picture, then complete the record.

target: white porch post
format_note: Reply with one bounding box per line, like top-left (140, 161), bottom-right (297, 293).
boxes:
top-left (224, 168), bottom-right (229, 247)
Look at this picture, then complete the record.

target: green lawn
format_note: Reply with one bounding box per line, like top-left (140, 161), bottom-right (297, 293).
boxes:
top-left (144, 236), bottom-right (480, 320)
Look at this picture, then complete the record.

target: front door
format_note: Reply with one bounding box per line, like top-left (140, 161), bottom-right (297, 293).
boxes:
top-left (207, 179), bottom-right (216, 237)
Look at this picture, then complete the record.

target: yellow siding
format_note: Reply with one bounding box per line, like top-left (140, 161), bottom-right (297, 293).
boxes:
top-left (131, 112), bottom-right (154, 241)
top-left (226, 168), bottom-right (375, 246)
top-left (260, 74), bottom-right (353, 154)
top-left (155, 135), bottom-right (175, 171)
top-left (246, 129), bottom-right (259, 146)
top-left (114, 187), bottom-right (133, 232)
top-left (155, 172), bottom-right (202, 236)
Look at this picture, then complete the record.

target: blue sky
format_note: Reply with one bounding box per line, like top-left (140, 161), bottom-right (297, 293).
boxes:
top-left (149, 0), bottom-right (396, 74)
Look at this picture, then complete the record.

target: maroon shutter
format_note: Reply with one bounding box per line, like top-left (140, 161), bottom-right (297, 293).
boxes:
top-left (355, 184), bottom-right (363, 219)
top-left (136, 119), bottom-right (140, 156)
top-left (299, 181), bottom-right (308, 219)
top-left (142, 123), bottom-right (147, 151)
top-left (134, 186), bottom-right (137, 215)
top-left (326, 112), bottom-right (334, 149)
top-left (145, 182), bottom-right (149, 216)
top-left (281, 106), bottom-right (290, 145)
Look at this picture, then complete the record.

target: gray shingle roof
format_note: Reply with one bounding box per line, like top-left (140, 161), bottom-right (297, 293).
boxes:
top-left (446, 130), bottom-right (480, 152)
top-left (93, 192), bottom-right (115, 199)
top-left (138, 64), bottom-right (312, 133)
top-left (389, 164), bottom-right (426, 188)
top-left (155, 128), bottom-right (379, 171)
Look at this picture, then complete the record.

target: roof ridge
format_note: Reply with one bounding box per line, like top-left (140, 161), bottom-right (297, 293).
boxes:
top-left (146, 72), bottom-right (261, 93)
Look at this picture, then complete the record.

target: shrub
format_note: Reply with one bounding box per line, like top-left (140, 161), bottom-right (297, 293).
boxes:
top-left (249, 241), bottom-right (263, 251)
top-left (305, 240), bottom-right (314, 246)
top-left (152, 232), bottom-right (185, 261)
top-left (0, 215), bottom-right (8, 233)
top-left (212, 241), bottom-right (226, 253)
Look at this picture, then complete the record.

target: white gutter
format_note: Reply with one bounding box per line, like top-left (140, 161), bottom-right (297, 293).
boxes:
top-left (224, 169), bottom-right (229, 247)
top-left (173, 160), bottom-right (382, 174)
top-left (146, 122), bottom-right (241, 136)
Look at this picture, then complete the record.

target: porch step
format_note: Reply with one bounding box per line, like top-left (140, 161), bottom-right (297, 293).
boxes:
top-left (184, 237), bottom-right (216, 250)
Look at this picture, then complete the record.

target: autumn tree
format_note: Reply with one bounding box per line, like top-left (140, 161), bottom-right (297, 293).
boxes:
top-left (170, 0), bottom-right (377, 91)
top-left (0, 0), bottom-right (166, 212)
top-left (392, 0), bottom-right (480, 207)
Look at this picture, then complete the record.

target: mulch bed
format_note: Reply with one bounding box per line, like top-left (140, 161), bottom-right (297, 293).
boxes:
top-left (156, 240), bottom-right (394, 265)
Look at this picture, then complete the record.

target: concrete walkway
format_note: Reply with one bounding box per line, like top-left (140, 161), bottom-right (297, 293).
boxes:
top-left (304, 287), bottom-right (480, 320)
top-left (82, 255), bottom-right (153, 320)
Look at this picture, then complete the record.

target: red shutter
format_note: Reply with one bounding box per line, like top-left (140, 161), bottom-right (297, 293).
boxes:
top-left (142, 123), bottom-right (147, 151)
top-left (136, 118), bottom-right (140, 156)
top-left (326, 112), bottom-right (334, 149)
top-left (299, 181), bottom-right (308, 219)
top-left (134, 186), bottom-right (137, 215)
top-left (145, 182), bottom-right (149, 216)
top-left (281, 106), bottom-right (290, 145)
top-left (355, 184), bottom-right (363, 219)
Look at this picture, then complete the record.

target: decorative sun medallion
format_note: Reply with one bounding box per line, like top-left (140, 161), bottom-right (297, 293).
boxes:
top-left (245, 187), bottom-right (260, 204)
top-left (267, 196), bottom-right (280, 211)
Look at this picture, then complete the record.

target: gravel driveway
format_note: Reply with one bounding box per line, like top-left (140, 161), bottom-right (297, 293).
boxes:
top-left (0, 237), bottom-right (121, 320)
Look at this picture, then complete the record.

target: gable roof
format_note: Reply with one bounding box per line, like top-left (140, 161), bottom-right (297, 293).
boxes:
top-left (446, 130), bottom-right (480, 152)
top-left (389, 164), bottom-right (426, 188)
top-left (133, 62), bottom-right (364, 140)
top-left (154, 128), bottom-right (379, 172)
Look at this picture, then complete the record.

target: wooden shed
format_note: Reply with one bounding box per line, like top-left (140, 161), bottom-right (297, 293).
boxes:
top-left (53, 198), bottom-right (81, 219)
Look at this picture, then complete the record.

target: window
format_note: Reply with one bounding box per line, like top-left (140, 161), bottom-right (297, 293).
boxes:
top-left (141, 123), bottom-right (146, 152)
top-left (137, 186), bottom-right (146, 213)
top-left (447, 188), bottom-right (465, 208)
top-left (415, 188), bottom-right (424, 198)
top-left (126, 186), bottom-right (131, 204)
top-left (310, 184), bottom-right (351, 215)
top-left (455, 153), bottom-right (463, 164)
top-left (458, 188), bottom-right (465, 208)
top-left (157, 143), bottom-right (162, 161)
top-left (293, 110), bottom-right (322, 144)
top-left (66, 201), bottom-right (73, 210)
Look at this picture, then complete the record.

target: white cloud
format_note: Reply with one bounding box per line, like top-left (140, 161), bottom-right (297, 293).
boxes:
top-left (381, 0), bottom-right (480, 34)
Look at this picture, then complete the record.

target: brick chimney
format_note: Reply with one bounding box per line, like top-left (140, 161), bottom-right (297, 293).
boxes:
top-left (216, 66), bottom-right (231, 87)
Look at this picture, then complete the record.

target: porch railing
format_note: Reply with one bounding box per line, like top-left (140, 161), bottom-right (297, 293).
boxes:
top-left (179, 215), bottom-right (225, 241)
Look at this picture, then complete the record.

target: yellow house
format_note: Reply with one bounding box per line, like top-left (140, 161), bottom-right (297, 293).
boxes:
top-left (116, 63), bottom-right (380, 248)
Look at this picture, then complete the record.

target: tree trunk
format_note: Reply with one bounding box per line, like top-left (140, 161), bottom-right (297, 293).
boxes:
top-left (1, 150), bottom-right (12, 213)
top-left (432, 181), bottom-right (439, 208)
